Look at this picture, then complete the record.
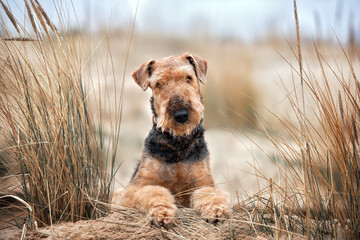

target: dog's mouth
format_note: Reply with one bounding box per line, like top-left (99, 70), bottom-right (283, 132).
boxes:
top-left (154, 107), bottom-right (202, 137)
top-left (151, 96), bottom-right (204, 136)
top-left (169, 106), bottom-right (203, 136)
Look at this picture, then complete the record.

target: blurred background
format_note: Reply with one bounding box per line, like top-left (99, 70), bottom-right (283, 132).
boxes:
top-left (2, 0), bottom-right (359, 201)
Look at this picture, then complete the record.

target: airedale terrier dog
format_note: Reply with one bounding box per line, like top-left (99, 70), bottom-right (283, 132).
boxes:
top-left (120, 53), bottom-right (229, 228)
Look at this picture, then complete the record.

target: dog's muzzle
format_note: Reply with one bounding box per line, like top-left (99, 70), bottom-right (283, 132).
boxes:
top-left (174, 109), bottom-right (189, 123)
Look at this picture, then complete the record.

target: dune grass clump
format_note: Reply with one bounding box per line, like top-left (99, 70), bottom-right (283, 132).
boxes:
top-left (282, 44), bottom-right (359, 239)
top-left (0, 0), bottom-right (121, 227)
top-left (247, 3), bottom-right (360, 239)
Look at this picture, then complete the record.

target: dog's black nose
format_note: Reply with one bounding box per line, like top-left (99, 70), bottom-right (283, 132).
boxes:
top-left (174, 109), bottom-right (189, 123)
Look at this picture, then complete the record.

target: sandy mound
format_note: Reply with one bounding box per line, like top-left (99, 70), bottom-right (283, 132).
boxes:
top-left (10, 207), bottom-right (262, 240)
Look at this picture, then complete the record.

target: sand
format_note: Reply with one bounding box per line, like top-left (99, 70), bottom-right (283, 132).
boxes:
top-left (2, 207), bottom-right (268, 240)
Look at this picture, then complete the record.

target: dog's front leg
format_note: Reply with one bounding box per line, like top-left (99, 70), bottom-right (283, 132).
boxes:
top-left (190, 186), bottom-right (229, 222)
top-left (121, 184), bottom-right (177, 229)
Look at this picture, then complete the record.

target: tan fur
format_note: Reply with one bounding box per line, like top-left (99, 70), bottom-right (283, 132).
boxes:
top-left (121, 53), bottom-right (229, 228)
top-left (191, 187), bottom-right (229, 220)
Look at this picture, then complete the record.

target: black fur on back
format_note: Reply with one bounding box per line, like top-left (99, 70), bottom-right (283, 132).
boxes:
top-left (130, 161), bottom-right (141, 181)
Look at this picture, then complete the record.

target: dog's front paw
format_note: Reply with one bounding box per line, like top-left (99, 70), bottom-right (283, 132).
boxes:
top-left (148, 204), bottom-right (177, 229)
top-left (191, 187), bottom-right (230, 223)
top-left (198, 202), bottom-right (229, 223)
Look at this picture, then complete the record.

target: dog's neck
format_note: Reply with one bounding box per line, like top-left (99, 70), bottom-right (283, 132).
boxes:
top-left (144, 123), bottom-right (209, 164)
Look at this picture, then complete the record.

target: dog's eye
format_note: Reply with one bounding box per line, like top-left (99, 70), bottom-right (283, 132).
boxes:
top-left (186, 76), bottom-right (192, 83)
top-left (155, 82), bottom-right (163, 89)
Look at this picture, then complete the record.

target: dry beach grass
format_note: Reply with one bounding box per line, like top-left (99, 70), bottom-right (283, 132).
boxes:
top-left (0, 0), bottom-right (121, 230)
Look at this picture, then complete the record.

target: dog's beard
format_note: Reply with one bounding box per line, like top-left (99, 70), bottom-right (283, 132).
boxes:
top-left (156, 101), bottom-right (204, 137)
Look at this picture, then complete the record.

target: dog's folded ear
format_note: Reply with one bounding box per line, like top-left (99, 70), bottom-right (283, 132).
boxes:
top-left (132, 59), bottom-right (156, 91)
top-left (184, 53), bottom-right (208, 84)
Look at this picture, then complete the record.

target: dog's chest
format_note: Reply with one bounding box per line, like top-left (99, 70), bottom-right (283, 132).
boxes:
top-left (137, 158), bottom-right (198, 204)
top-left (164, 162), bottom-right (193, 189)
top-left (162, 162), bottom-right (196, 206)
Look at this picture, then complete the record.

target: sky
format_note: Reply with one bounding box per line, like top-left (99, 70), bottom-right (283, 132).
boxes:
top-left (1, 0), bottom-right (359, 43)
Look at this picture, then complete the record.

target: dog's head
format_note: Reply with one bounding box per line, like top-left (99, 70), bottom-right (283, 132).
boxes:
top-left (132, 53), bottom-right (208, 136)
